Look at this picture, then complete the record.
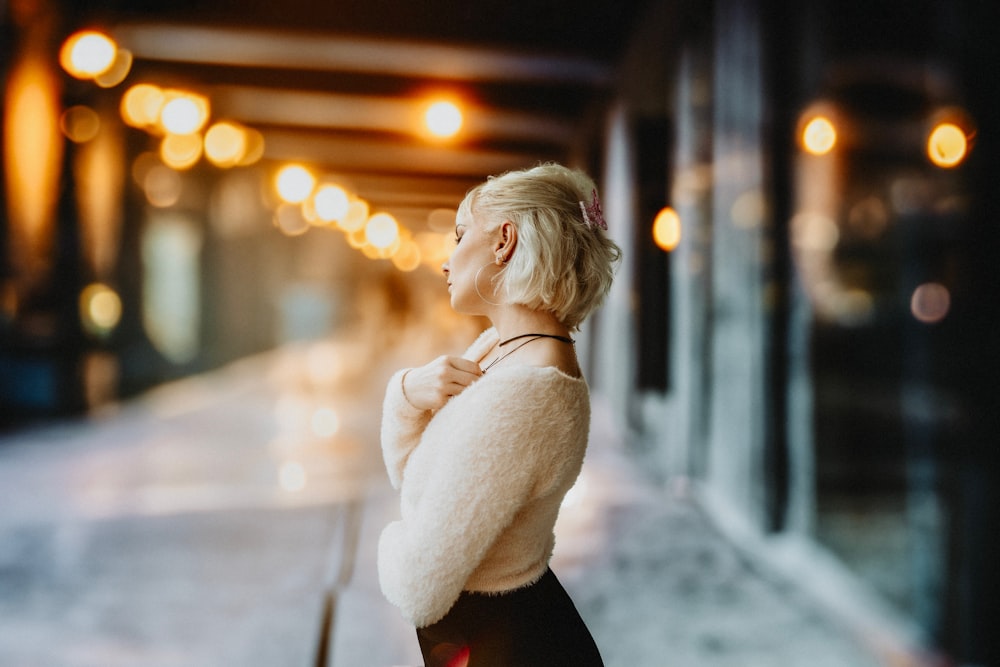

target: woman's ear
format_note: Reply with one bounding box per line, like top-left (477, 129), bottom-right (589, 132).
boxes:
top-left (494, 220), bottom-right (518, 262)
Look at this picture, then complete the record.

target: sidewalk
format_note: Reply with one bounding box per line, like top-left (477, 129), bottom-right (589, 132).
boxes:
top-left (0, 331), bottom-right (886, 667)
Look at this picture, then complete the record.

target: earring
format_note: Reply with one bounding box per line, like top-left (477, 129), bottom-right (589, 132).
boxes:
top-left (475, 262), bottom-right (503, 306)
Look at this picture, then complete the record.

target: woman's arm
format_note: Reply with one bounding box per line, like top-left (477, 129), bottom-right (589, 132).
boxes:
top-left (378, 372), bottom-right (581, 626)
top-left (380, 368), bottom-right (433, 489)
top-left (380, 355), bottom-right (483, 488)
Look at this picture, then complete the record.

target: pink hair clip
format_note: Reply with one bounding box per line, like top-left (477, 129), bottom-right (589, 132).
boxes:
top-left (579, 189), bottom-right (607, 230)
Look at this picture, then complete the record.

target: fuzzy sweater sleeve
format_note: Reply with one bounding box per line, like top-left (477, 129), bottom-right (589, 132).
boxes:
top-left (377, 367), bottom-right (589, 627)
top-left (380, 329), bottom-right (497, 489)
top-left (380, 368), bottom-right (434, 489)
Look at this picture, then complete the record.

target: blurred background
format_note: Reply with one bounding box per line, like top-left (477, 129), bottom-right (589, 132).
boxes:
top-left (1, 0), bottom-right (999, 665)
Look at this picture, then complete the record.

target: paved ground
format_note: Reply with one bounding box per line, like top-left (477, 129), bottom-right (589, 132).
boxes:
top-left (0, 328), bottom-right (890, 667)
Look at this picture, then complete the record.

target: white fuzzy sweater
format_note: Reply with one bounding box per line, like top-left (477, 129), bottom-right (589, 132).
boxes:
top-left (377, 328), bottom-right (591, 627)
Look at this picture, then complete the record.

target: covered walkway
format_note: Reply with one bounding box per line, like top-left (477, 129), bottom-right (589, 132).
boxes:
top-left (0, 328), bottom-right (884, 667)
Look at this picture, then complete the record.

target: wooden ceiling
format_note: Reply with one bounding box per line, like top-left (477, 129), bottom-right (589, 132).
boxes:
top-left (61, 0), bottom-right (652, 218)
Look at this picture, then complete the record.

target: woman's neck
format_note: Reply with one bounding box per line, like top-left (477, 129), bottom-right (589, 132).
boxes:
top-left (490, 306), bottom-right (569, 344)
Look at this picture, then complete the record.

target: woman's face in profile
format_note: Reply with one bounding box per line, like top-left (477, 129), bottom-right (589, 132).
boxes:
top-left (443, 210), bottom-right (495, 315)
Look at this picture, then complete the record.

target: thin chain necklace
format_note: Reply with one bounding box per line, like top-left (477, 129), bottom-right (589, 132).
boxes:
top-left (482, 333), bottom-right (575, 374)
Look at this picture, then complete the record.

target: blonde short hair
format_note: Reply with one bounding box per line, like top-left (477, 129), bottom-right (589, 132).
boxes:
top-left (458, 163), bottom-right (622, 329)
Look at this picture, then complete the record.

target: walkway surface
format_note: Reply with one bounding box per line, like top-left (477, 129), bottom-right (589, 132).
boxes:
top-left (0, 328), bottom-right (889, 667)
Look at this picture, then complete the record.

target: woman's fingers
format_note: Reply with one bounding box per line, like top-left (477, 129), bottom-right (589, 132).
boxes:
top-left (446, 357), bottom-right (483, 386)
top-left (405, 356), bottom-right (482, 409)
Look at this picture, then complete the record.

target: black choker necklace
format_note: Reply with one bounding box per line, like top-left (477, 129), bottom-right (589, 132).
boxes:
top-left (483, 332), bottom-right (575, 374)
top-left (498, 332), bottom-right (575, 347)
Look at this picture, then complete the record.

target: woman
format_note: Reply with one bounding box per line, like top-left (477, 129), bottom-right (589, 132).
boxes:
top-left (377, 163), bottom-right (621, 666)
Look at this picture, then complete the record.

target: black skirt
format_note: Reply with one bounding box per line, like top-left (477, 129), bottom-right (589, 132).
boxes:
top-left (416, 568), bottom-right (604, 667)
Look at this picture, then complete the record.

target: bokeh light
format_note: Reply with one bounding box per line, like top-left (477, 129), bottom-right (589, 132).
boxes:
top-left (274, 203), bottom-right (311, 236)
top-left (424, 100), bottom-right (463, 138)
top-left (652, 207), bottom-right (682, 251)
top-left (79, 282), bottom-right (122, 336)
top-left (416, 231), bottom-right (455, 269)
top-left (731, 190), bottom-right (766, 229)
top-left (60, 105), bottom-right (101, 143)
top-left (391, 239), bottom-right (422, 272)
top-left (160, 93), bottom-right (210, 135)
top-left (160, 133), bottom-right (203, 170)
top-left (204, 121), bottom-right (247, 168)
top-left (94, 47), bottom-right (133, 88)
top-left (802, 115), bottom-right (837, 155)
top-left (365, 212), bottom-right (400, 249)
top-left (275, 164), bottom-right (316, 204)
top-left (910, 282), bottom-right (951, 323)
top-left (313, 184), bottom-right (350, 222)
top-left (143, 164), bottom-right (183, 208)
top-left (340, 198), bottom-right (370, 232)
top-left (60, 31), bottom-right (117, 79)
top-left (926, 123), bottom-right (967, 168)
top-left (121, 84), bottom-right (166, 129)
top-left (238, 128), bottom-right (266, 166)
top-left (791, 212), bottom-right (839, 252)
top-left (311, 407), bottom-right (341, 438)
top-left (346, 227), bottom-right (368, 249)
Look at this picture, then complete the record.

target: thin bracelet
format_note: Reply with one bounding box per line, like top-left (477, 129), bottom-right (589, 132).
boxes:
top-left (399, 369), bottom-right (421, 409)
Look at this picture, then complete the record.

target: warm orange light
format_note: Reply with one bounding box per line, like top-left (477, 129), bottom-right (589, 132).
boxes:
top-left (143, 164), bottom-right (183, 208)
top-left (365, 212), bottom-right (400, 249)
top-left (391, 239), bottom-right (422, 272)
top-left (59, 31), bottom-right (117, 79)
top-left (75, 115), bottom-right (125, 278)
top-left (425, 100), bottom-right (463, 138)
top-left (275, 164), bottom-right (315, 203)
top-left (340, 198), bottom-right (370, 232)
top-left (160, 133), bottom-right (203, 170)
top-left (160, 92), bottom-right (210, 135)
top-left (121, 84), bottom-right (165, 129)
top-left (313, 184), bottom-right (350, 222)
top-left (204, 122), bottom-right (247, 167)
top-left (274, 203), bottom-right (310, 236)
top-left (802, 116), bottom-right (837, 155)
top-left (927, 123), bottom-right (967, 168)
top-left (238, 128), bottom-right (265, 166)
top-left (3, 53), bottom-right (63, 277)
top-left (94, 48), bottom-right (132, 88)
top-left (346, 227), bottom-right (368, 249)
top-left (416, 231), bottom-right (454, 268)
top-left (79, 282), bottom-right (122, 335)
top-left (60, 105), bottom-right (101, 143)
top-left (652, 207), bottom-right (682, 251)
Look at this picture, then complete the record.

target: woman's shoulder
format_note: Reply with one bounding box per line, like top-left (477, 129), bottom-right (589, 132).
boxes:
top-left (480, 364), bottom-right (589, 403)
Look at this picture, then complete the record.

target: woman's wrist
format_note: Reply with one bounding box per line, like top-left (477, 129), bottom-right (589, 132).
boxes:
top-left (400, 369), bottom-right (421, 410)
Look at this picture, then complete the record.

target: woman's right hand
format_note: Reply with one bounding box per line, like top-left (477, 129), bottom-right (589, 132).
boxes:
top-left (401, 356), bottom-right (483, 411)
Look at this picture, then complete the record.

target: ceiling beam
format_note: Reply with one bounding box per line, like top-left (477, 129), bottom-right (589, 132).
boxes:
top-left (112, 23), bottom-right (614, 86)
top-left (210, 85), bottom-right (576, 144)
top-left (259, 129), bottom-right (554, 178)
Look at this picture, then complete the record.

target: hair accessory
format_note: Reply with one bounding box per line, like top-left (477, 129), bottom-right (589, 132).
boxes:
top-left (580, 189), bottom-right (607, 230)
